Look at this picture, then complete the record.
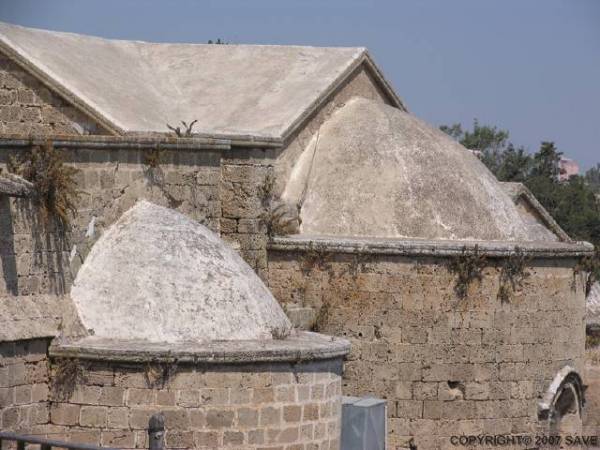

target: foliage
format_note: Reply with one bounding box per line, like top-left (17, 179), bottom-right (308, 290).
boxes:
top-left (51, 358), bottom-right (87, 401)
top-left (259, 172), bottom-right (275, 206)
top-left (341, 253), bottom-right (371, 280)
top-left (440, 119), bottom-right (511, 176)
top-left (586, 334), bottom-right (600, 349)
top-left (312, 300), bottom-right (330, 333)
top-left (144, 148), bottom-right (163, 169)
top-left (497, 247), bottom-right (530, 303)
top-left (441, 120), bottom-right (600, 284)
top-left (144, 361), bottom-right (178, 389)
top-left (8, 142), bottom-right (80, 230)
top-left (447, 245), bottom-right (487, 299)
top-left (300, 242), bottom-right (334, 276)
top-left (576, 251), bottom-right (600, 297)
top-left (207, 38), bottom-right (228, 44)
top-left (166, 120), bottom-right (198, 137)
top-left (586, 164), bottom-right (600, 193)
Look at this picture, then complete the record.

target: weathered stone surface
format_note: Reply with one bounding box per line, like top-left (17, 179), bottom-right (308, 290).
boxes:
top-left (283, 97), bottom-right (555, 241)
top-left (50, 331), bottom-right (350, 365)
top-left (0, 54), bottom-right (106, 135)
top-left (0, 173), bottom-right (34, 197)
top-left (70, 201), bottom-right (291, 342)
top-left (43, 359), bottom-right (342, 450)
top-left (268, 243), bottom-right (587, 448)
top-left (0, 21), bottom-right (402, 139)
top-left (586, 282), bottom-right (600, 329)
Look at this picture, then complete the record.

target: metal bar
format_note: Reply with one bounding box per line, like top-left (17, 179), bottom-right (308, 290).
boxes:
top-left (41, 444), bottom-right (51, 450)
top-left (148, 413), bottom-right (165, 450)
top-left (0, 433), bottom-right (119, 450)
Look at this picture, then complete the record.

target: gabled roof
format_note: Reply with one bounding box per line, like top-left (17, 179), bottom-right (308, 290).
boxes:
top-left (500, 182), bottom-right (571, 242)
top-left (0, 21), bottom-right (404, 142)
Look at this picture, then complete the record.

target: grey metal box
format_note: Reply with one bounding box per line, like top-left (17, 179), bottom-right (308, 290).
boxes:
top-left (341, 396), bottom-right (386, 450)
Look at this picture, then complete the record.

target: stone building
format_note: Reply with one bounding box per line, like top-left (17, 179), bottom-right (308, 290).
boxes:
top-left (558, 157), bottom-right (579, 182)
top-left (0, 21), bottom-right (596, 449)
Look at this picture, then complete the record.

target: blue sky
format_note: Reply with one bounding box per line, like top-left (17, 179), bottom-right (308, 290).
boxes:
top-left (1, 0), bottom-right (599, 169)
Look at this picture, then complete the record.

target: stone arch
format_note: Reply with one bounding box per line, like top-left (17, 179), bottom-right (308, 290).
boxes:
top-left (538, 366), bottom-right (585, 433)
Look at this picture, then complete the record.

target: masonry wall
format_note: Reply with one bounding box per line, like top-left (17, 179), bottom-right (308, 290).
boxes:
top-left (0, 146), bottom-right (223, 299)
top-left (45, 358), bottom-right (342, 450)
top-left (0, 339), bottom-right (50, 434)
top-left (0, 53), bottom-right (109, 135)
top-left (583, 348), bottom-right (600, 434)
top-left (273, 64), bottom-right (396, 198)
top-left (267, 249), bottom-right (587, 450)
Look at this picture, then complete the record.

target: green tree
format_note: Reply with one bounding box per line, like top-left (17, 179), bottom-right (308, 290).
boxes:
top-left (441, 120), bottom-right (600, 282)
top-left (495, 144), bottom-right (532, 183)
top-left (440, 119), bottom-right (511, 175)
top-left (586, 164), bottom-right (600, 193)
top-left (531, 141), bottom-right (562, 180)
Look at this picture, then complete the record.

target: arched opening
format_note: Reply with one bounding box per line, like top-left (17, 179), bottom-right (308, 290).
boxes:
top-left (539, 366), bottom-right (585, 434)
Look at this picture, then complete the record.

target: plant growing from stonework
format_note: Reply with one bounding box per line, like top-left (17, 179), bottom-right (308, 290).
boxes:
top-left (259, 172), bottom-right (275, 206)
top-left (144, 147), bottom-right (164, 169)
top-left (312, 300), bottom-right (330, 333)
top-left (497, 246), bottom-right (530, 303)
top-left (144, 360), bottom-right (178, 389)
top-left (51, 358), bottom-right (87, 401)
top-left (575, 250), bottom-right (600, 297)
top-left (166, 119), bottom-right (198, 137)
top-left (300, 241), bottom-right (334, 277)
top-left (447, 245), bottom-right (487, 299)
top-left (8, 142), bottom-right (80, 230)
top-left (340, 252), bottom-right (371, 280)
top-left (258, 171), bottom-right (301, 237)
top-left (586, 334), bottom-right (600, 349)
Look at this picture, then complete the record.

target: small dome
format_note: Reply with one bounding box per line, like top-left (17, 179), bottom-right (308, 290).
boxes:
top-left (70, 201), bottom-right (291, 343)
top-left (284, 97), bottom-right (538, 241)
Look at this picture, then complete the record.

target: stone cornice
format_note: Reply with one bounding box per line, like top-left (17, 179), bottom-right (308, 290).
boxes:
top-left (50, 332), bottom-right (350, 364)
top-left (269, 235), bottom-right (594, 258)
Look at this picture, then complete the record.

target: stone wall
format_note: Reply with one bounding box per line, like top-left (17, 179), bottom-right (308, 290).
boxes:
top-left (267, 246), bottom-right (587, 449)
top-left (274, 64), bottom-right (397, 198)
top-left (0, 145), bottom-right (222, 299)
top-left (584, 348), bottom-right (600, 434)
top-left (0, 53), bottom-right (109, 135)
top-left (220, 150), bottom-right (275, 279)
top-left (0, 338), bottom-right (50, 434)
top-left (45, 358), bottom-right (342, 450)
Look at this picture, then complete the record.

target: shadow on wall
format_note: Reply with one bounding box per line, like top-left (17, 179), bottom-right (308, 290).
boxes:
top-left (0, 195), bottom-right (70, 296)
top-left (0, 195), bottom-right (18, 294)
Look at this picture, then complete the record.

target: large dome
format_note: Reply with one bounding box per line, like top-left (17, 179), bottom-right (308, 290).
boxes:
top-left (283, 97), bottom-right (540, 241)
top-left (70, 201), bottom-right (292, 343)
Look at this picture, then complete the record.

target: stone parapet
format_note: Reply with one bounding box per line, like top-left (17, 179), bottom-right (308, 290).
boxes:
top-left (268, 238), bottom-right (588, 449)
top-left (44, 333), bottom-right (348, 450)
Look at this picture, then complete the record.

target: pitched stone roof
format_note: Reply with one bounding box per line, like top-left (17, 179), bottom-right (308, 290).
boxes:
top-left (0, 21), bottom-right (402, 141)
top-left (282, 97), bottom-right (549, 241)
top-left (70, 201), bottom-right (292, 343)
top-left (500, 181), bottom-right (571, 242)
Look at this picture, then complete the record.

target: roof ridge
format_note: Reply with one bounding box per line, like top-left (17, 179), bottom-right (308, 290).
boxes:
top-left (0, 21), bottom-right (403, 141)
top-left (0, 22), bottom-right (124, 135)
top-left (0, 21), bottom-right (365, 50)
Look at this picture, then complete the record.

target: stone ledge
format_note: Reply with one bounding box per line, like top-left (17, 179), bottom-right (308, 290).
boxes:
top-left (49, 331), bottom-right (350, 364)
top-left (0, 173), bottom-right (34, 197)
top-left (269, 234), bottom-right (594, 258)
top-left (0, 134), bottom-right (230, 151)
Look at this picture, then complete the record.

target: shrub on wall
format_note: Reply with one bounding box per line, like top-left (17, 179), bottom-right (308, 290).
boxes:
top-left (8, 141), bottom-right (80, 230)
